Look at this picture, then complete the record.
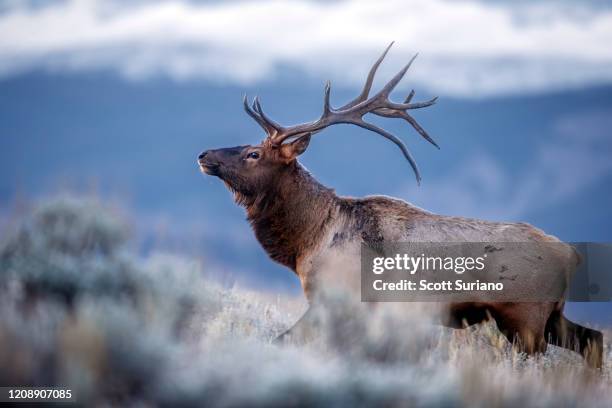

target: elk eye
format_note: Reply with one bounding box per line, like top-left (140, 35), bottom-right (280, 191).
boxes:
top-left (247, 151), bottom-right (260, 160)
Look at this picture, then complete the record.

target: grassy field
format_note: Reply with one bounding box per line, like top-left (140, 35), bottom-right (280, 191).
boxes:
top-left (0, 197), bottom-right (610, 406)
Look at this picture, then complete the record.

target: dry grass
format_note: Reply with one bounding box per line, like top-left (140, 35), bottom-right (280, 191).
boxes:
top-left (0, 196), bottom-right (610, 407)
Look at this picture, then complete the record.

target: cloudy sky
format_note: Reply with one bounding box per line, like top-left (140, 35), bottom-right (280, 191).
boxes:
top-left (1, 0), bottom-right (612, 96)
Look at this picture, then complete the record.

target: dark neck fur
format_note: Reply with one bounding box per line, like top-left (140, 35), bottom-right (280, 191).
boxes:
top-left (243, 162), bottom-right (337, 272)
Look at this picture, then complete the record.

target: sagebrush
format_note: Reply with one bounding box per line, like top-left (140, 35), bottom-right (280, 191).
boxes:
top-left (0, 197), bottom-right (609, 407)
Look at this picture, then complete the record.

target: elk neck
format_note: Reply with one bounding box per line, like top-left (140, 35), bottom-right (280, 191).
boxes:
top-left (244, 161), bottom-right (337, 272)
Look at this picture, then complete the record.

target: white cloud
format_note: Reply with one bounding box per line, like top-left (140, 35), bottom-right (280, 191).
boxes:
top-left (1, 0), bottom-right (612, 96)
top-left (401, 110), bottom-right (612, 220)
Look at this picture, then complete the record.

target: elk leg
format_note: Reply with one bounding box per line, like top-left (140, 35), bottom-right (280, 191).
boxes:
top-left (443, 303), bottom-right (493, 328)
top-left (274, 306), bottom-right (321, 345)
top-left (545, 311), bottom-right (603, 369)
top-left (500, 328), bottom-right (547, 355)
top-left (493, 307), bottom-right (548, 355)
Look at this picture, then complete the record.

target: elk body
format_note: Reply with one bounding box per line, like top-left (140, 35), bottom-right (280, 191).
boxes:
top-left (198, 44), bottom-right (603, 368)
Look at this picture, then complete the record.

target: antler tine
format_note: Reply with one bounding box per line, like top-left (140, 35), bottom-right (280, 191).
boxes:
top-left (404, 89), bottom-right (415, 103)
top-left (350, 118), bottom-right (422, 184)
top-left (323, 81), bottom-right (332, 115)
top-left (253, 97), bottom-right (283, 135)
top-left (338, 41), bottom-right (394, 110)
top-left (243, 94), bottom-right (276, 136)
top-left (373, 53), bottom-right (418, 101)
top-left (404, 96), bottom-right (438, 109)
top-left (402, 113), bottom-right (439, 149)
top-left (374, 108), bottom-right (439, 149)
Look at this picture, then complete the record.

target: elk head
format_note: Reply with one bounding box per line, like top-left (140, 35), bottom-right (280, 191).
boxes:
top-left (198, 42), bottom-right (438, 205)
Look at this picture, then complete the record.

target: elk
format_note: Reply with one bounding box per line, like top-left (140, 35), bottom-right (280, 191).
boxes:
top-left (198, 43), bottom-right (603, 368)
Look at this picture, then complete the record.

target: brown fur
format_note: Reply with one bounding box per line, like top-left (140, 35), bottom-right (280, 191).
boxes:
top-left (199, 140), bottom-right (603, 368)
top-left (244, 162), bottom-right (336, 271)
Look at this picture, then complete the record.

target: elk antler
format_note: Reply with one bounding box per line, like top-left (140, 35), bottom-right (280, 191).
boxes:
top-left (243, 42), bottom-right (438, 184)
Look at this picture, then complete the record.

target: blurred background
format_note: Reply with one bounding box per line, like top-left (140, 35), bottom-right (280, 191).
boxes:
top-left (1, 0), bottom-right (611, 323)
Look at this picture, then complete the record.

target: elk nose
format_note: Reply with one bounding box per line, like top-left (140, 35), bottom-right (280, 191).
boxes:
top-left (198, 151), bottom-right (208, 160)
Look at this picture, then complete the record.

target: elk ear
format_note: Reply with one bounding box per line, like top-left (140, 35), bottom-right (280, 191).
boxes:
top-left (280, 134), bottom-right (311, 160)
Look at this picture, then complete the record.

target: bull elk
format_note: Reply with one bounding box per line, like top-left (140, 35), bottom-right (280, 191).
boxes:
top-left (198, 43), bottom-right (603, 368)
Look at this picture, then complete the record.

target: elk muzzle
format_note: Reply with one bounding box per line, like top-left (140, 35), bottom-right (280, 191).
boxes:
top-left (198, 146), bottom-right (246, 176)
top-left (197, 150), bottom-right (220, 175)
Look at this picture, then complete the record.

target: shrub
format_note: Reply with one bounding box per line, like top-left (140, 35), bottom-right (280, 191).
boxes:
top-left (0, 196), bottom-right (610, 406)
